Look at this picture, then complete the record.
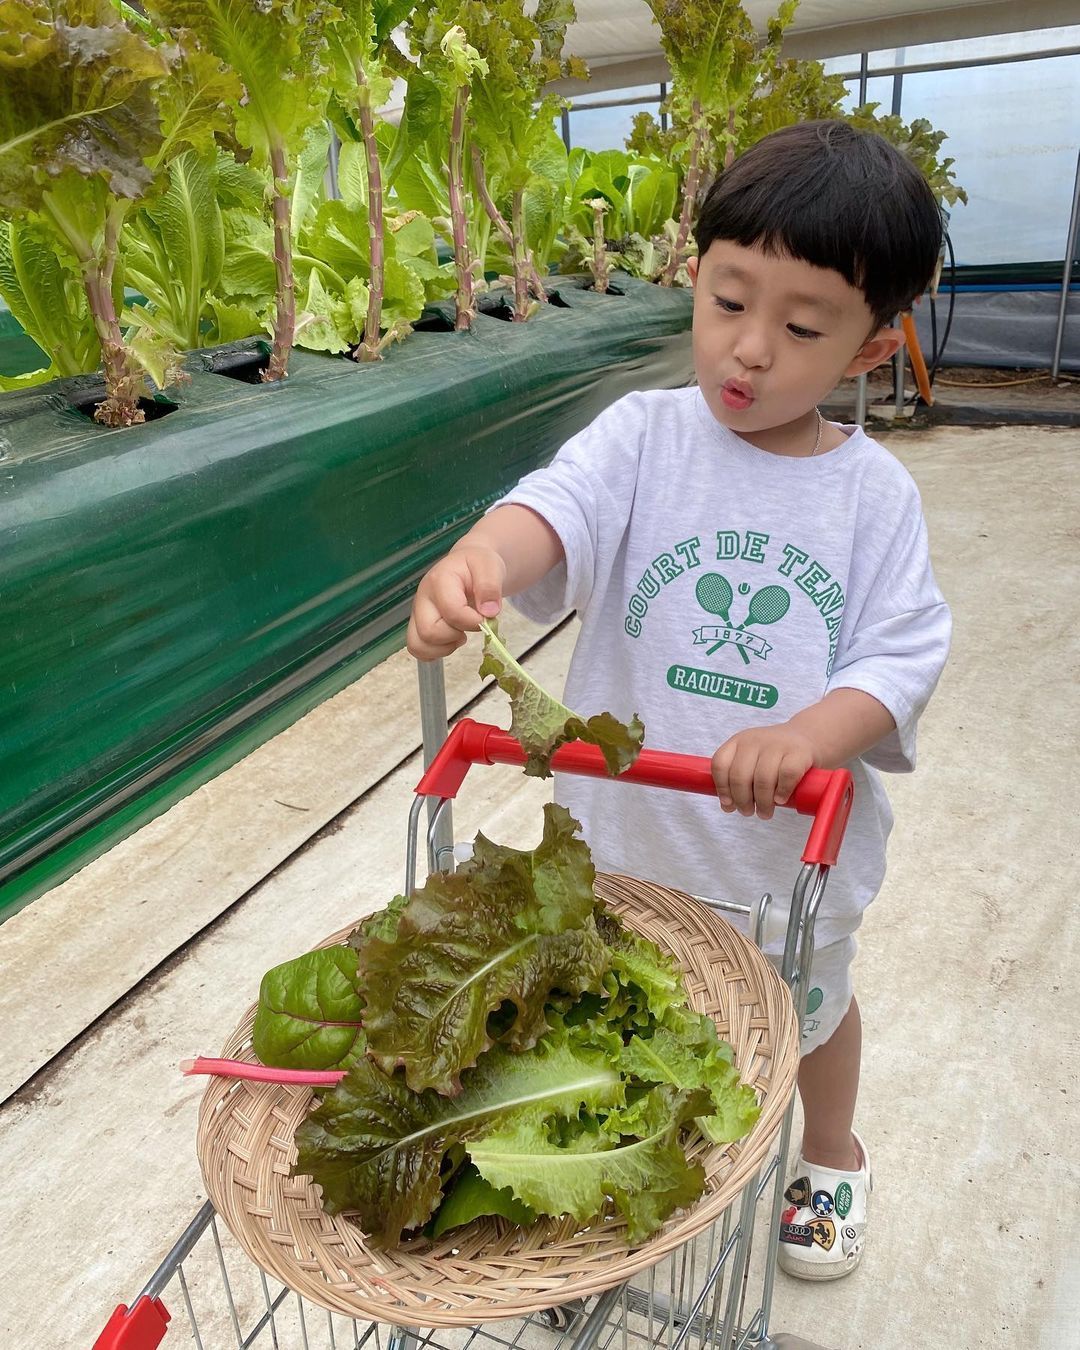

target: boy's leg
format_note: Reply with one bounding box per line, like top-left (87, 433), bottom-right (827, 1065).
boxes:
top-left (797, 997), bottom-right (861, 1171)
top-left (777, 942), bottom-right (871, 1281)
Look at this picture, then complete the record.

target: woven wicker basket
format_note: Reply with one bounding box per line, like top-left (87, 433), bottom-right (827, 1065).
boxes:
top-left (196, 872), bottom-right (799, 1328)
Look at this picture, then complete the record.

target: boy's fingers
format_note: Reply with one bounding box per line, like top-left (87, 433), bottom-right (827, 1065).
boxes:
top-left (753, 749), bottom-right (784, 820)
top-left (408, 596), bottom-right (468, 660)
top-left (725, 745), bottom-right (759, 816)
top-left (406, 618), bottom-right (466, 662)
top-left (429, 567), bottom-right (486, 632)
top-left (466, 555), bottom-right (505, 619)
top-left (710, 742), bottom-right (737, 811)
top-left (775, 753), bottom-right (809, 805)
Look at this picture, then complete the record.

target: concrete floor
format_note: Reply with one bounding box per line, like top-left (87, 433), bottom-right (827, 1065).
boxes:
top-left (1, 426), bottom-right (1077, 1349)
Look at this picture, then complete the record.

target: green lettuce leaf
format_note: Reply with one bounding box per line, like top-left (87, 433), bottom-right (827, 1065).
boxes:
top-left (294, 269), bottom-right (352, 354)
top-left (252, 946), bottom-right (365, 1072)
top-left (294, 1027), bottom-right (623, 1245)
top-left (0, 1), bottom-right (169, 216)
top-left (479, 618), bottom-right (644, 779)
top-left (427, 1162), bottom-right (536, 1237)
top-left (470, 1083), bottom-right (710, 1245)
top-left (143, 0), bottom-right (332, 161)
top-left (597, 908), bottom-right (685, 1028)
top-left (122, 149), bottom-right (226, 351)
top-left (205, 293), bottom-right (266, 344)
top-left (358, 803), bottom-right (607, 1093)
top-left (0, 218), bottom-right (99, 377)
top-left (621, 1006), bottom-right (760, 1145)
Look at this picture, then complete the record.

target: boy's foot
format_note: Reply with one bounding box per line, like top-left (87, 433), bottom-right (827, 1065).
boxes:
top-left (776, 1132), bottom-right (871, 1281)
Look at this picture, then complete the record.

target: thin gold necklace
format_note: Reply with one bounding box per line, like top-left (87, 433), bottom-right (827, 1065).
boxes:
top-left (808, 407), bottom-right (825, 457)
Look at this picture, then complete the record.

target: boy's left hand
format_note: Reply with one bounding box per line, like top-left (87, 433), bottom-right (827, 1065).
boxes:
top-left (711, 724), bottom-right (816, 820)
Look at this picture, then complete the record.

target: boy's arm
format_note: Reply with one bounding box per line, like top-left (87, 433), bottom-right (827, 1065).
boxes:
top-left (408, 505), bottom-right (565, 661)
top-left (711, 690), bottom-right (896, 819)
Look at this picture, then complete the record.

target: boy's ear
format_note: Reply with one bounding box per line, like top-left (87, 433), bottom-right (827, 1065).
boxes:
top-left (686, 255), bottom-right (698, 287)
top-left (845, 324), bottom-right (905, 378)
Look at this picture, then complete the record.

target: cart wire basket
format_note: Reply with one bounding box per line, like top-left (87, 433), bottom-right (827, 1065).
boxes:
top-left (94, 713), bottom-right (852, 1350)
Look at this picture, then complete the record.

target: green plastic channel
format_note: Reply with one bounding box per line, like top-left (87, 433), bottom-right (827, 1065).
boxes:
top-left (0, 277), bottom-right (693, 920)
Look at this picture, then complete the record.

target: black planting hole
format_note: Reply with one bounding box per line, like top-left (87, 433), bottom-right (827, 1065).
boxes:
top-left (71, 392), bottom-right (179, 424)
top-left (545, 289), bottom-right (572, 309)
top-left (476, 295), bottom-right (515, 322)
top-left (413, 309), bottom-right (456, 333)
top-left (208, 349), bottom-right (271, 384)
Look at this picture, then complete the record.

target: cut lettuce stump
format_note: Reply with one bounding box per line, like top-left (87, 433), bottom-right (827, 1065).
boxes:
top-left (253, 807), bottom-right (760, 1249)
top-left (479, 619), bottom-right (644, 777)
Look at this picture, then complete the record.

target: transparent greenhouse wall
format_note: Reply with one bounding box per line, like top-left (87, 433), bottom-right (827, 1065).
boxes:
top-left (559, 27), bottom-right (1080, 273)
top-left (826, 27), bottom-right (1080, 270)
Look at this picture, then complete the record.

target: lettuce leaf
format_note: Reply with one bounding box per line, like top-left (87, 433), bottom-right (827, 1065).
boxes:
top-left (597, 908), bottom-right (685, 1029)
top-left (427, 1163), bottom-right (536, 1237)
top-left (621, 1007), bottom-right (760, 1145)
top-left (359, 803), bottom-right (608, 1094)
top-left (469, 1083), bottom-right (710, 1245)
top-left (294, 1026), bottom-right (623, 1245)
top-left (252, 946), bottom-right (365, 1072)
top-left (479, 619), bottom-right (644, 779)
top-left (0, 218), bottom-right (99, 377)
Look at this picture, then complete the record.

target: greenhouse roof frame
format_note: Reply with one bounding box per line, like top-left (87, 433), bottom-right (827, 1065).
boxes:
top-left (549, 0), bottom-right (1080, 93)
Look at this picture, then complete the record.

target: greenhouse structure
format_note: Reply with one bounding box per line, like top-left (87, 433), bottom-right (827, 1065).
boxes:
top-left (0, 2), bottom-right (1076, 1349)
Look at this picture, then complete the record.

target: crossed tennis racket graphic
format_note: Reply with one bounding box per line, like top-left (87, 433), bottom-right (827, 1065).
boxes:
top-left (695, 573), bottom-right (790, 664)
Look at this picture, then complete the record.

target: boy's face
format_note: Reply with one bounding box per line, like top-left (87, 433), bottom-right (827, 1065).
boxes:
top-left (687, 240), bottom-right (904, 446)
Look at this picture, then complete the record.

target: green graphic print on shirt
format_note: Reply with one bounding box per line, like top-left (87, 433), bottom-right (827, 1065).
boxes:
top-left (622, 529), bottom-right (845, 711)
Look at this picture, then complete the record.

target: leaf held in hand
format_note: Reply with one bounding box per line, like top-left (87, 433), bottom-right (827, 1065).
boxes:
top-left (479, 619), bottom-right (643, 778)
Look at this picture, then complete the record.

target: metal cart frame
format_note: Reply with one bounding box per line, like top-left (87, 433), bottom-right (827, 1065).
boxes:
top-left (93, 665), bottom-right (852, 1350)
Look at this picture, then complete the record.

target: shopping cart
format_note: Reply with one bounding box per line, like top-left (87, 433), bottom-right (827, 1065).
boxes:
top-left (94, 694), bottom-right (852, 1350)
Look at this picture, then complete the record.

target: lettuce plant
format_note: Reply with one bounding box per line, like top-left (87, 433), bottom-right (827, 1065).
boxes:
top-left (0, 1), bottom-right (177, 422)
top-left (643, 0), bottom-right (783, 286)
top-left (0, 219), bottom-right (101, 390)
top-left (456, 0), bottom-right (585, 320)
top-left (328, 0), bottom-right (421, 361)
top-left (405, 14), bottom-right (489, 330)
top-left (121, 150), bottom-right (267, 353)
top-left (561, 148), bottom-right (679, 286)
top-left (143, 0), bottom-right (335, 381)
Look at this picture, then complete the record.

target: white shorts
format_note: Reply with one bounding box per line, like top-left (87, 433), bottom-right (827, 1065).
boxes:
top-left (766, 935), bottom-right (856, 1055)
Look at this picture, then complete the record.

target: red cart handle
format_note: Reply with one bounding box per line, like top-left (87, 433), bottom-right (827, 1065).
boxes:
top-left (415, 720), bottom-right (853, 867)
top-left (93, 1296), bottom-right (171, 1349)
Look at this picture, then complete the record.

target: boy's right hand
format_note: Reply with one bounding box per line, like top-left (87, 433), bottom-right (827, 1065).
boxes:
top-left (407, 544), bottom-right (507, 661)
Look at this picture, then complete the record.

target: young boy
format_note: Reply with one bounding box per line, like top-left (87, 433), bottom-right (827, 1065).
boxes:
top-left (408, 119), bottom-right (951, 1281)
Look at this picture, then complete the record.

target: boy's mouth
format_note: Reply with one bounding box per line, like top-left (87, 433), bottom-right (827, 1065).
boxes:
top-left (721, 378), bottom-right (754, 411)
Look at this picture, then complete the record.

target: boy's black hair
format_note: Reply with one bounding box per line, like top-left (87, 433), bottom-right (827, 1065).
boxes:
top-left (694, 119), bottom-right (943, 327)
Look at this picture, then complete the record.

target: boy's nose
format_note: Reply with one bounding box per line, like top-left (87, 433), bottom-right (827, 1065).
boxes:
top-left (733, 329), bottom-right (772, 371)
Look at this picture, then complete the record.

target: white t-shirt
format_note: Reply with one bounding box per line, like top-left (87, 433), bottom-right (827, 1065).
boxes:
top-left (497, 387), bottom-right (951, 950)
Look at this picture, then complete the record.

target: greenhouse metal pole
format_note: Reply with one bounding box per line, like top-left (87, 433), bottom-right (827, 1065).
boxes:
top-left (855, 52), bottom-right (870, 425)
top-left (1051, 146), bottom-right (1080, 382)
top-left (417, 658), bottom-right (453, 867)
top-left (892, 58), bottom-right (905, 414)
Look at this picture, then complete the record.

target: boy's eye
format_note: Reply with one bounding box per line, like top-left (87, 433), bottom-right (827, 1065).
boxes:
top-left (712, 296), bottom-right (743, 313)
top-left (787, 323), bottom-right (822, 340)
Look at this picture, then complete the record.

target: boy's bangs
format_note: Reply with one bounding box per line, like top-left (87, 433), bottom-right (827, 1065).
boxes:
top-left (694, 121), bottom-right (943, 326)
